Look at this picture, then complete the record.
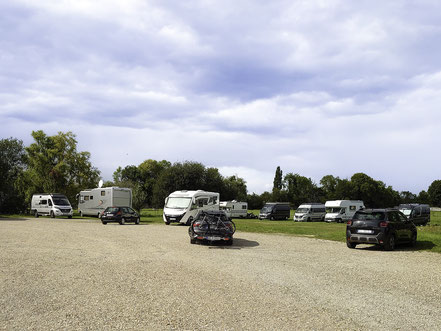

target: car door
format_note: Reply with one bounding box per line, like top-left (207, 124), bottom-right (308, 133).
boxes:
top-left (397, 211), bottom-right (412, 240)
top-left (127, 207), bottom-right (137, 222)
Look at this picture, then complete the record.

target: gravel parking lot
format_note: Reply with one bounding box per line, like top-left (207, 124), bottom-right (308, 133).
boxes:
top-left (1, 217), bottom-right (440, 330)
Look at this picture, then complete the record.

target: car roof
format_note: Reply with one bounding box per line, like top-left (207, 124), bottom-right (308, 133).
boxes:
top-left (356, 208), bottom-right (399, 213)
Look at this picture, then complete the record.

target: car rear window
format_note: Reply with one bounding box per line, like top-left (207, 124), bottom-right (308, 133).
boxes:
top-left (105, 207), bottom-right (120, 213)
top-left (353, 212), bottom-right (385, 221)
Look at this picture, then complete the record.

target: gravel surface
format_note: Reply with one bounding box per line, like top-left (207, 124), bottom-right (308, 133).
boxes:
top-left (1, 217), bottom-right (440, 330)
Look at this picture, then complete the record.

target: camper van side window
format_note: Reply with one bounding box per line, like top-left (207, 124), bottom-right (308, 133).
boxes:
top-left (40, 200), bottom-right (47, 205)
top-left (90, 196), bottom-right (93, 200)
top-left (350, 205), bottom-right (356, 211)
top-left (101, 191), bottom-right (105, 196)
top-left (242, 205), bottom-right (247, 210)
top-left (48, 200), bottom-right (53, 206)
top-left (84, 196), bottom-right (89, 201)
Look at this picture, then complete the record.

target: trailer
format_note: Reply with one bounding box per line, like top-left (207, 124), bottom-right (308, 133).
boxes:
top-left (220, 201), bottom-right (248, 218)
top-left (78, 187), bottom-right (132, 217)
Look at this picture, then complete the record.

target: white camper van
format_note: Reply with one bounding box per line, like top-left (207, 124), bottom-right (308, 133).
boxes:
top-left (31, 193), bottom-right (73, 218)
top-left (324, 200), bottom-right (365, 223)
top-left (294, 203), bottom-right (326, 222)
top-left (163, 190), bottom-right (220, 225)
top-left (78, 187), bottom-right (132, 217)
top-left (220, 201), bottom-right (248, 218)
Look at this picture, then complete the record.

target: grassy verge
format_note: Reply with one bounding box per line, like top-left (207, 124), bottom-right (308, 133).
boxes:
top-left (2, 209), bottom-right (440, 253)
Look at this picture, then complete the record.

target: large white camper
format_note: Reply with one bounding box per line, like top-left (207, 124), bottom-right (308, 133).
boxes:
top-left (163, 190), bottom-right (220, 225)
top-left (324, 200), bottom-right (364, 223)
top-left (31, 193), bottom-right (73, 218)
top-left (78, 187), bottom-right (132, 217)
top-left (220, 201), bottom-right (248, 218)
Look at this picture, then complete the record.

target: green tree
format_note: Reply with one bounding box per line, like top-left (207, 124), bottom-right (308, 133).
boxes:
top-left (18, 131), bottom-right (100, 207)
top-left (284, 173), bottom-right (318, 207)
top-left (0, 138), bottom-right (26, 213)
top-left (272, 166), bottom-right (283, 200)
top-left (428, 180), bottom-right (441, 207)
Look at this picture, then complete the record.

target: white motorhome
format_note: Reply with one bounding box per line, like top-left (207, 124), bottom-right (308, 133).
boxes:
top-left (78, 187), bottom-right (132, 217)
top-left (324, 200), bottom-right (365, 223)
top-left (220, 201), bottom-right (248, 218)
top-left (163, 190), bottom-right (220, 225)
top-left (31, 193), bottom-right (73, 218)
top-left (294, 203), bottom-right (326, 222)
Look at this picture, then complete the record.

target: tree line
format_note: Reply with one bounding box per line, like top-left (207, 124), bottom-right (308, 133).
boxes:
top-left (1, 131), bottom-right (441, 213)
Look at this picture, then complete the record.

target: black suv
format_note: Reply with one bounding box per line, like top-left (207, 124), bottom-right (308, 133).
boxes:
top-left (188, 210), bottom-right (236, 245)
top-left (346, 209), bottom-right (417, 250)
top-left (100, 206), bottom-right (140, 225)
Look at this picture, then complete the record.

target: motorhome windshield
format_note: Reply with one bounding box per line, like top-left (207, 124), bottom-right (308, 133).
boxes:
top-left (399, 208), bottom-right (412, 216)
top-left (326, 207), bottom-right (342, 213)
top-left (296, 208), bottom-right (310, 213)
top-left (261, 205), bottom-right (274, 213)
top-left (165, 197), bottom-right (192, 209)
top-left (53, 198), bottom-right (70, 206)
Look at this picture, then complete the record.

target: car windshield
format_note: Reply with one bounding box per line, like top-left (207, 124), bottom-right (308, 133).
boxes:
top-left (165, 197), bottom-right (192, 209)
top-left (353, 212), bottom-right (385, 221)
top-left (53, 198), bottom-right (70, 206)
top-left (105, 207), bottom-right (120, 213)
top-left (296, 208), bottom-right (309, 213)
top-left (326, 207), bottom-right (342, 213)
top-left (399, 209), bottom-right (412, 216)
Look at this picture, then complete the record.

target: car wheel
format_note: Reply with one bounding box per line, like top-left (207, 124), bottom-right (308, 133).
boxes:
top-left (34, 210), bottom-right (39, 218)
top-left (410, 232), bottom-right (417, 247)
top-left (68, 216), bottom-right (72, 219)
top-left (135, 217), bottom-right (140, 225)
top-left (225, 239), bottom-right (233, 246)
top-left (119, 218), bottom-right (126, 225)
top-left (270, 216), bottom-right (274, 221)
top-left (307, 217), bottom-right (310, 222)
top-left (190, 238), bottom-right (197, 244)
top-left (165, 221), bottom-right (170, 225)
top-left (346, 241), bottom-right (357, 249)
top-left (50, 211), bottom-right (55, 218)
top-left (102, 221), bottom-right (107, 225)
top-left (384, 234), bottom-right (396, 251)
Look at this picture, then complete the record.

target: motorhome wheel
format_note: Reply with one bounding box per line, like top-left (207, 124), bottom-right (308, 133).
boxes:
top-left (50, 211), bottom-right (55, 218)
top-left (80, 211), bottom-right (83, 217)
top-left (34, 210), bottom-right (39, 218)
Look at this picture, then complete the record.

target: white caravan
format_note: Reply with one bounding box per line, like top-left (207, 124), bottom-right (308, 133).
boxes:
top-left (220, 201), bottom-right (248, 218)
top-left (163, 190), bottom-right (220, 225)
top-left (294, 203), bottom-right (326, 222)
top-left (31, 193), bottom-right (73, 218)
top-left (78, 187), bottom-right (132, 217)
top-left (324, 200), bottom-right (365, 223)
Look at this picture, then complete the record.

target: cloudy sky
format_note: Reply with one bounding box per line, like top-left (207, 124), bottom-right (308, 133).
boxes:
top-left (1, 0), bottom-right (441, 194)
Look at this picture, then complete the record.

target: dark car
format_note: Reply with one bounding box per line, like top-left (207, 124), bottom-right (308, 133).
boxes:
top-left (188, 210), bottom-right (236, 245)
top-left (346, 208), bottom-right (417, 250)
top-left (398, 204), bottom-right (430, 226)
top-left (100, 206), bottom-right (140, 225)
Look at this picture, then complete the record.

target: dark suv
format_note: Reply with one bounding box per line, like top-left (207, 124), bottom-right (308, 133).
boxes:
top-left (346, 209), bottom-right (417, 250)
top-left (100, 206), bottom-right (140, 225)
top-left (188, 210), bottom-right (236, 245)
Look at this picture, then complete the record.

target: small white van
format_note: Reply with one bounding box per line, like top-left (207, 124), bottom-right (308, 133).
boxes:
top-left (294, 203), bottom-right (326, 222)
top-left (163, 190), bottom-right (220, 225)
top-left (31, 193), bottom-right (73, 218)
top-left (220, 201), bottom-right (248, 218)
top-left (324, 200), bottom-right (364, 223)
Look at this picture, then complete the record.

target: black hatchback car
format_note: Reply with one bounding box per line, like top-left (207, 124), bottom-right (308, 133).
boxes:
top-left (346, 209), bottom-right (417, 250)
top-left (100, 206), bottom-right (140, 225)
top-left (188, 210), bottom-right (236, 245)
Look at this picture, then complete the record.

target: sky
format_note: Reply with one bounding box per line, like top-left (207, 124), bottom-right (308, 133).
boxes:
top-left (1, 0), bottom-right (441, 195)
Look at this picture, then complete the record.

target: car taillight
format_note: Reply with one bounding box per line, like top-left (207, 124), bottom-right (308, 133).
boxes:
top-left (193, 222), bottom-right (201, 227)
top-left (347, 220), bottom-right (352, 226)
top-left (116, 211), bottom-right (122, 215)
top-left (380, 221), bottom-right (389, 227)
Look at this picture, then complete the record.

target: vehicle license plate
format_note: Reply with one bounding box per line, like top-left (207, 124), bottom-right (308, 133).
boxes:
top-left (358, 229), bottom-right (373, 234)
top-left (170, 218), bottom-right (176, 221)
top-left (206, 236), bottom-right (221, 241)
top-left (107, 214), bottom-right (113, 216)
